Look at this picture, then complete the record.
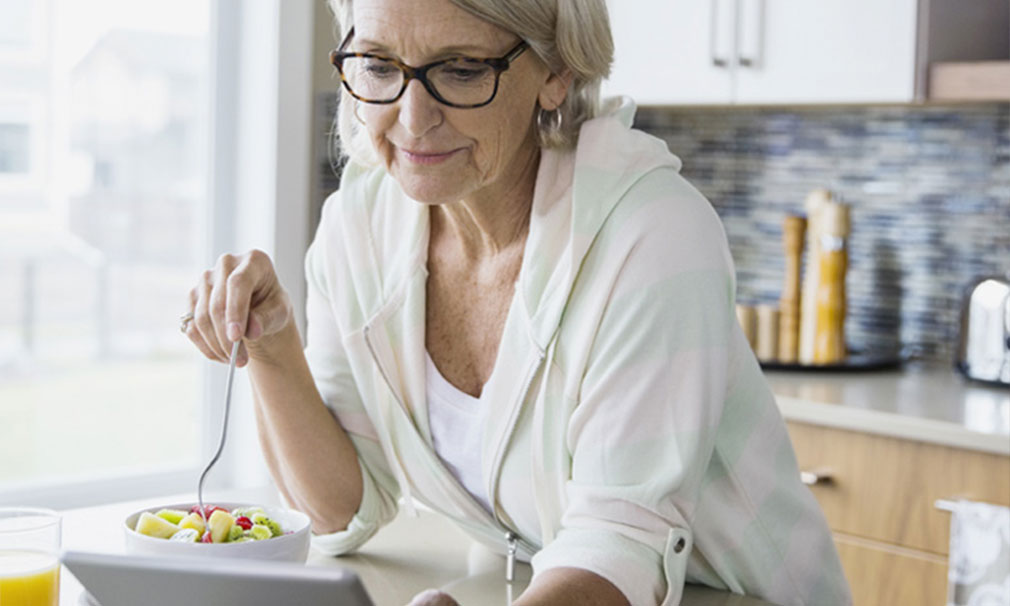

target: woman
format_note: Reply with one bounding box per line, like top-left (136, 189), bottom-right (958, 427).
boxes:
top-left (182, 0), bottom-right (851, 604)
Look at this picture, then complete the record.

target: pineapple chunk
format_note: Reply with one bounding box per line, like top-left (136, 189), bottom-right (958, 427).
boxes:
top-left (178, 512), bottom-right (207, 535)
top-left (136, 512), bottom-right (181, 539)
top-left (208, 509), bottom-right (235, 543)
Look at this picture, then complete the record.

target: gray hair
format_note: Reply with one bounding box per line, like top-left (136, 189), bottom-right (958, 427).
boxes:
top-left (327, 0), bottom-right (613, 166)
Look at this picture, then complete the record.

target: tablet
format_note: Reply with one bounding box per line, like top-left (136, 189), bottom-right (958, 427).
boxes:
top-left (62, 550), bottom-right (375, 606)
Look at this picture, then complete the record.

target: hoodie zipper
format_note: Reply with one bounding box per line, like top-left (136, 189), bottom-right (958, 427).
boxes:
top-left (505, 531), bottom-right (519, 582)
top-left (488, 348), bottom-right (545, 581)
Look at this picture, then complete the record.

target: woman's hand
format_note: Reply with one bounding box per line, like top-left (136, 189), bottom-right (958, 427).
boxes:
top-left (405, 589), bottom-right (460, 606)
top-left (183, 249), bottom-right (292, 367)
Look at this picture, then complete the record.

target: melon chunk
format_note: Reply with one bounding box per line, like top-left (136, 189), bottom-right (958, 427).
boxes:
top-left (136, 512), bottom-right (181, 539)
top-left (155, 508), bottom-right (186, 525)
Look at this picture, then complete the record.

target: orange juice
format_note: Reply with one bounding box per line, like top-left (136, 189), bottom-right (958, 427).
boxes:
top-left (0, 550), bottom-right (59, 606)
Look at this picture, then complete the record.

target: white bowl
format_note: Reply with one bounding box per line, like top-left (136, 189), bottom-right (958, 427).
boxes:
top-left (124, 502), bottom-right (311, 563)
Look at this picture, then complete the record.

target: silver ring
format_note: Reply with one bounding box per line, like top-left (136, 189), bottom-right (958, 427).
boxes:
top-left (180, 311), bottom-right (195, 333)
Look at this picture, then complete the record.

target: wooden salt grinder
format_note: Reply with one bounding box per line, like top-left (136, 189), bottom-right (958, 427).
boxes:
top-left (778, 215), bottom-right (806, 363)
top-left (755, 304), bottom-right (780, 363)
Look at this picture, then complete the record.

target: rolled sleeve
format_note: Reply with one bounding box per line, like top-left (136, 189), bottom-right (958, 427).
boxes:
top-left (532, 526), bottom-right (688, 605)
top-left (310, 455), bottom-right (396, 555)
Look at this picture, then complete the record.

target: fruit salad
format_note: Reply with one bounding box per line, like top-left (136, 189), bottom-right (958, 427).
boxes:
top-left (134, 505), bottom-right (286, 544)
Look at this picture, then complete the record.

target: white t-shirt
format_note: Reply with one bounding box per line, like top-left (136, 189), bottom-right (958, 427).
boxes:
top-left (425, 352), bottom-right (493, 514)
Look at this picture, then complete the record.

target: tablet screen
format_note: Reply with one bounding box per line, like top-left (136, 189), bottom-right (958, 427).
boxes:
top-left (62, 551), bottom-right (374, 606)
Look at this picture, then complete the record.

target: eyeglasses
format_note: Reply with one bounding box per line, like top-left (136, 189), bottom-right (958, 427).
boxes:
top-left (329, 27), bottom-right (529, 109)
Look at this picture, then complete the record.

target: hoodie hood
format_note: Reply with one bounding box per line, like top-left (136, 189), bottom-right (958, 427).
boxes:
top-left (520, 96), bottom-right (683, 348)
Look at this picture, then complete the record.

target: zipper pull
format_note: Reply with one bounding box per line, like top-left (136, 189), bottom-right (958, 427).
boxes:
top-left (505, 531), bottom-right (518, 583)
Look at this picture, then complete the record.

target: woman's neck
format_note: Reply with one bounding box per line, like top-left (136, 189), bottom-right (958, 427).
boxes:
top-left (431, 145), bottom-right (539, 261)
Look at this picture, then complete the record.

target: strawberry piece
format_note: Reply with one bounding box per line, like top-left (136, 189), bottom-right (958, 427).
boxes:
top-left (235, 516), bottom-right (253, 531)
top-left (189, 504), bottom-right (224, 518)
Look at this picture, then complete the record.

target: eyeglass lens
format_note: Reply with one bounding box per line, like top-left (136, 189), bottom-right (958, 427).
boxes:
top-left (341, 57), bottom-right (498, 106)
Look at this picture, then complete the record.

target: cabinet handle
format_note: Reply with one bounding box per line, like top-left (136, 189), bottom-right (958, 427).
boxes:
top-left (737, 0), bottom-right (765, 68)
top-left (800, 470), bottom-right (832, 486)
top-left (709, 0), bottom-right (729, 67)
top-left (935, 499), bottom-right (955, 512)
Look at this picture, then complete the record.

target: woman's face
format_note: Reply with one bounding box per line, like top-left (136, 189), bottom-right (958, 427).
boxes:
top-left (351, 0), bottom-right (568, 206)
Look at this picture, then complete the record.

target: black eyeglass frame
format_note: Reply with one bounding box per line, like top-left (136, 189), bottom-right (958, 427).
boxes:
top-left (329, 27), bottom-right (529, 109)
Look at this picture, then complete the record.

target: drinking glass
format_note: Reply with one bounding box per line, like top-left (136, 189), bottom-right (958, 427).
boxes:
top-left (0, 507), bottom-right (61, 606)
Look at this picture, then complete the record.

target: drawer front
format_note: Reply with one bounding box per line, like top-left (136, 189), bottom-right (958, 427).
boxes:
top-left (834, 533), bottom-right (948, 606)
top-left (786, 421), bottom-right (1010, 554)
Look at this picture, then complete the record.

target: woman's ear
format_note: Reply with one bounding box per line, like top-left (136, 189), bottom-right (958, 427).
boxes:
top-left (538, 68), bottom-right (574, 111)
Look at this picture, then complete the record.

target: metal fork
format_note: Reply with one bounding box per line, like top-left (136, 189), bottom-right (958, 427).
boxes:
top-left (197, 339), bottom-right (241, 530)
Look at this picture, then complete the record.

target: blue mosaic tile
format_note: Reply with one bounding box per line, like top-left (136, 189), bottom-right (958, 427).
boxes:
top-left (635, 103), bottom-right (1010, 363)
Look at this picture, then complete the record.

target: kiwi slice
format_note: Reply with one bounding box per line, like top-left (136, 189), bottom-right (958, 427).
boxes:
top-left (251, 513), bottom-right (283, 537)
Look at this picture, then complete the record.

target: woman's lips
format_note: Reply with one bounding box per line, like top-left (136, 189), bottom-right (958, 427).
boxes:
top-left (399, 147), bottom-right (461, 165)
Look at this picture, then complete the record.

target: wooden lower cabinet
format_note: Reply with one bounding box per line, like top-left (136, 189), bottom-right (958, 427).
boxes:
top-left (785, 421), bottom-right (1010, 606)
top-left (833, 532), bottom-right (948, 606)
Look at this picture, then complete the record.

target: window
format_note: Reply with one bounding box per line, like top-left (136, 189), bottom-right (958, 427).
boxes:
top-left (0, 0), bottom-right (34, 48)
top-left (0, 123), bottom-right (30, 173)
top-left (0, 0), bottom-right (316, 510)
top-left (0, 98), bottom-right (44, 193)
top-left (0, 0), bottom-right (213, 507)
top-left (0, 0), bottom-right (44, 59)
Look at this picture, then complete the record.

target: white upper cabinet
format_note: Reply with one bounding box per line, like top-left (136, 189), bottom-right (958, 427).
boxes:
top-left (604, 0), bottom-right (735, 104)
top-left (732, 0), bottom-right (917, 104)
top-left (602, 0), bottom-right (1008, 106)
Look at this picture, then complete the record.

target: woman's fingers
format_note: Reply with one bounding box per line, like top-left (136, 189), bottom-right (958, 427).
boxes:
top-left (224, 252), bottom-right (261, 342)
top-left (248, 289), bottom-right (291, 339)
top-left (209, 253), bottom-right (239, 352)
top-left (405, 590), bottom-right (460, 606)
top-left (184, 249), bottom-right (288, 365)
top-left (184, 284), bottom-right (222, 362)
top-left (192, 269), bottom-right (228, 362)
top-left (227, 250), bottom-right (290, 342)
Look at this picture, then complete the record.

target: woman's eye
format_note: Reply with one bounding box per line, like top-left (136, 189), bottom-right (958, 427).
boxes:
top-left (440, 64), bottom-right (489, 82)
top-left (363, 61), bottom-right (399, 78)
top-left (447, 68), bottom-right (481, 80)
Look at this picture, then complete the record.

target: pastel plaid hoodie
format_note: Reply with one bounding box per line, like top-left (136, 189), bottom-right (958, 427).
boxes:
top-left (304, 97), bottom-right (851, 606)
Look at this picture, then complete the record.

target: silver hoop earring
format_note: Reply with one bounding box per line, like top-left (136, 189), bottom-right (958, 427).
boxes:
top-left (537, 107), bottom-right (563, 133)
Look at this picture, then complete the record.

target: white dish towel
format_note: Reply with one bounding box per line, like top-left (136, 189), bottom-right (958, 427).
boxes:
top-left (947, 499), bottom-right (1010, 606)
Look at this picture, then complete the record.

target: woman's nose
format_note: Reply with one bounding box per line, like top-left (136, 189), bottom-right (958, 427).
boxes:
top-left (397, 78), bottom-right (443, 138)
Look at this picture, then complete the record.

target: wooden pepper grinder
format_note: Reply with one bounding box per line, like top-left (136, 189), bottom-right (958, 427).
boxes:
top-left (813, 202), bottom-right (850, 364)
top-left (778, 215), bottom-right (806, 363)
top-left (798, 189), bottom-right (833, 365)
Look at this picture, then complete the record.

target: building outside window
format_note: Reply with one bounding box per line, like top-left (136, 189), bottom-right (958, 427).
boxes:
top-left (0, 0), bottom-right (213, 507)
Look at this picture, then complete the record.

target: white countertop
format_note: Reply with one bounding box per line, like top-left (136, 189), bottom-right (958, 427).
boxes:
top-left (59, 487), bottom-right (776, 606)
top-left (766, 364), bottom-right (1010, 455)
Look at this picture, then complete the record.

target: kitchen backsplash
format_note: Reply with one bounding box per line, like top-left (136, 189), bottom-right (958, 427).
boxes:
top-left (315, 94), bottom-right (1009, 364)
top-left (634, 103), bottom-right (1010, 364)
